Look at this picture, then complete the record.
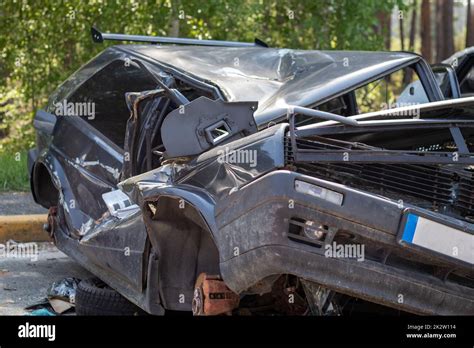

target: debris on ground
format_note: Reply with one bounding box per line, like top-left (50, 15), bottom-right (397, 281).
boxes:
top-left (24, 277), bottom-right (81, 315)
top-left (25, 298), bottom-right (49, 310)
top-left (0, 242), bottom-right (91, 315)
top-left (28, 308), bottom-right (56, 316)
top-left (25, 299), bottom-right (56, 316)
top-left (47, 277), bottom-right (79, 303)
top-left (47, 277), bottom-right (80, 314)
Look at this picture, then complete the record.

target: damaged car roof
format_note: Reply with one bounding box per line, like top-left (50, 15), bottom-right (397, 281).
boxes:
top-left (117, 45), bottom-right (421, 125)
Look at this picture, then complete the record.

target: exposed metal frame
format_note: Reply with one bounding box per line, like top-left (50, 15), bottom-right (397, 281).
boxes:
top-left (431, 63), bottom-right (462, 98)
top-left (287, 104), bottom-right (360, 127)
top-left (287, 106), bottom-right (474, 165)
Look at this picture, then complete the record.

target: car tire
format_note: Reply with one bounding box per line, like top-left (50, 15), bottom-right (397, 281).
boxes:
top-left (75, 277), bottom-right (146, 316)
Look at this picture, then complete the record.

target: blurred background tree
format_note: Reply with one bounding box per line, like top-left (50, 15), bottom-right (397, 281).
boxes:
top-left (0, 0), bottom-right (471, 155)
top-left (0, 0), bottom-right (401, 153)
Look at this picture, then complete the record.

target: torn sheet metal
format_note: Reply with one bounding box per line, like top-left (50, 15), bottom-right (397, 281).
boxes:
top-left (122, 88), bottom-right (170, 179)
top-left (124, 45), bottom-right (421, 125)
top-left (48, 46), bottom-right (424, 130)
top-left (47, 277), bottom-right (80, 303)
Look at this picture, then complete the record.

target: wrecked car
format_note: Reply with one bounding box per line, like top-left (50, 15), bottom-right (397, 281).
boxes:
top-left (28, 28), bottom-right (473, 315)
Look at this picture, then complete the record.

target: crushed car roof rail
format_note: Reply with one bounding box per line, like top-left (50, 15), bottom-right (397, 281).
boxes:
top-left (91, 26), bottom-right (269, 48)
top-left (286, 104), bottom-right (360, 126)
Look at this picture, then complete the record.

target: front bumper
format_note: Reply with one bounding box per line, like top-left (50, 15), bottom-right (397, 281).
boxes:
top-left (214, 170), bottom-right (474, 315)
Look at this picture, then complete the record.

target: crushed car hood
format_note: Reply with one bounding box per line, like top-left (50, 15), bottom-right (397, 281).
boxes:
top-left (119, 45), bottom-right (420, 126)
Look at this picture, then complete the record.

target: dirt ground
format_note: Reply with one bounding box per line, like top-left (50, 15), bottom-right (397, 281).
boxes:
top-left (0, 192), bottom-right (89, 315)
top-left (0, 242), bottom-right (91, 315)
top-left (0, 192), bottom-right (47, 215)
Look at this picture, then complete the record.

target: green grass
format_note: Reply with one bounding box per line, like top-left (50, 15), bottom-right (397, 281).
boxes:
top-left (0, 151), bottom-right (30, 192)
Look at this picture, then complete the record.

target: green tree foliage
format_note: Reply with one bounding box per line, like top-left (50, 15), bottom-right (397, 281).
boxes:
top-left (0, 0), bottom-right (401, 153)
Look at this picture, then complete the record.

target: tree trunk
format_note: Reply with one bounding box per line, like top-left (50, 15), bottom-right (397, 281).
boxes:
top-left (377, 11), bottom-right (391, 50)
top-left (408, 1), bottom-right (418, 51)
top-left (467, 0), bottom-right (474, 47)
top-left (386, 12), bottom-right (392, 50)
top-left (436, 0), bottom-right (445, 61)
top-left (400, 12), bottom-right (405, 50)
top-left (168, 0), bottom-right (181, 37)
top-left (443, 0), bottom-right (455, 59)
top-left (404, 1), bottom-right (418, 85)
top-left (421, 0), bottom-right (432, 63)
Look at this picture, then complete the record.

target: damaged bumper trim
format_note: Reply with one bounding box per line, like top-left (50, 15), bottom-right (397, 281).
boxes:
top-left (215, 170), bottom-right (474, 315)
top-left (220, 245), bottom-right (473, 315)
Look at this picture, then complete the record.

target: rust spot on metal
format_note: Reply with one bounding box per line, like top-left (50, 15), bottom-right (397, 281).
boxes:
top-left (192, 273), bottom-right (239, 316)
top-left (45, 206), bottom-right (58, 238)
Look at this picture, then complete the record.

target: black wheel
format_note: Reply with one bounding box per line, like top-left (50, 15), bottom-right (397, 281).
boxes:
top-left (75, 277), bottom-right (146, 316)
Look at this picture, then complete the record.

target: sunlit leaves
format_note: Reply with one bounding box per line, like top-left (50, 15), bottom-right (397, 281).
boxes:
top-left (0, 0), bottom-right (401, 153)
